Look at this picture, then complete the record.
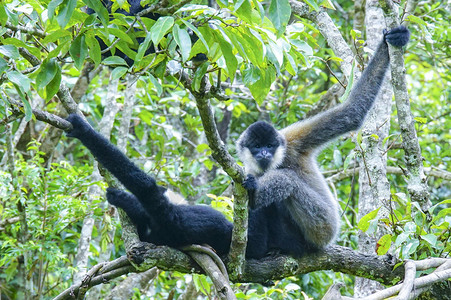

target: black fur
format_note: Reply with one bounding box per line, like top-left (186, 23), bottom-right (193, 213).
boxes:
top-left (66, 26), bottom-right (410, 259)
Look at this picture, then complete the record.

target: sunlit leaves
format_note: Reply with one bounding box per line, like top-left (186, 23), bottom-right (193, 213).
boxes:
top-left (192, 62), bottom-right (210, 91)
top-left (0, 4), bottom-right (7, 26)
top-left (83, 0), bottom-right (109, 28)
top-left (35, 58), bottom-right (62, 101)
top-left (268, 0), bottom-right (291, 37)
top-left (6, 70), bottom-right (32, 121)
top-left (48, 0), bottom-right (77, 28)
top-left (173, 24), bottom-right (192, 62)
top-left (0, 45), bottom-right (20, 60)
top-left (376, 234), bottom-right (392, 255)
top-left (69, 34), bottom-right (88, 70)
top-left (103, 56), bottom-right (129, 66)
top-left (357, 207), bottom-right (380, 233)
top-left (151, 16), bottom-right (174, 47)
top-left (85, 32), bottom-right (101, 66)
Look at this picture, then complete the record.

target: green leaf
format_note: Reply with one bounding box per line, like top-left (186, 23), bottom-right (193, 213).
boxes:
top-left (268, 0), bottom-right (291, 37)
top-left (7, 70), bottom-right (30, 93)
top-left (20, 97), bottom-right (33, 122)
top-left (192, 62), bottom-right (210, 92)
top-left (172, 24), bottom-right (192, 62)
top-left (109, 28), bottom-right (134, 45)
top-left (86, 33), bottom-right (101, 66)
top-left (48, 0), bottom-right (64, 21)
top-left (235, 0), bottom-right (253, 24)
top-left (181, 19), bottom-right (209, 51)
top-left (42, 29), bottom-right (71, 44)
top-left (376, 234), bottom-right (392, 255)
top-left (0, 4), bottom-right (7, 26)
top-left (320, 0), bottom-right (335, 9)
top-left (403, 239), bottom-right (420, 257)
top-left (0, 57), bottom-right (7, 74)
top-left (147, 73), bottom-right (162, 96)
top-left (83, 0), bottom-right (109, 28)
top-left (217, 37), bottom-right (237, 81)
top-left (304, 0), bottom-right (320, 11)
top-left (341, 60), bottom-right (356, 102)
top-left (103, 56), bottom-right (128, 66)
top-left (432, 208), bottom-right (451, 223)
top-left (69, 34), bottom-right (88, 70)
top-left (343, 150), bottom-right (355, 171)
top-left (110, 66), bottom-right (128, 80)
top-left (421, 234), bottom-right (438, 247)
top-left (135, 32), bottom-right (152, 68)
top-left (7, 71), bottom-right (32, 121)
top-left (151, 16), bottom-right (174, 47)
top-left (247, 66), bottom-right (276, 104)
top-left (0, 45), bottom-right (20, 60)
top-left (251, 0), bottom-right (265, 21)
top-left (357, 207), bottom-right (380, 232)
top-left (414, 117), bottom-right (427, 124)
top-left (56, 0), bottom-right (77, 28)
top-left (405, 15), bottom-right (428, 27)
top-left (36, 58), bottom-right (62, 101)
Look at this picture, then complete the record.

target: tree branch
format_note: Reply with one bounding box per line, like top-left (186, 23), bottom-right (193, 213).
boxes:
top-left (5, 21), bottom-right (46, 38)
top-left (326, 166), bottom-right (451, 183)
top-left (176, 70), bottom-right (248, 277)
top-left (380, 0), bottom-right (431, 210)
top-left (289, 1), bottom-right (357, 78)
top-left (7, 98), bottom-right (72, 130)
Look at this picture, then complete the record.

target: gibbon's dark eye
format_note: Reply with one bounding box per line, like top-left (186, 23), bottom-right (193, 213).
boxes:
top-left (255, 145), bottom-right (261, 148)
top-left (267, 144), bottom-right (273, 148)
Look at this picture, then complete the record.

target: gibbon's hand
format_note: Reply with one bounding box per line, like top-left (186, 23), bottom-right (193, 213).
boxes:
top-left (243, 174), bottom-right (258, 208)
top-left (384, 25), bottom-right (410, 47)
top-left (66, 114), bottom-right (93, 138)
top-left (243, 174), bottom-right (257, 191)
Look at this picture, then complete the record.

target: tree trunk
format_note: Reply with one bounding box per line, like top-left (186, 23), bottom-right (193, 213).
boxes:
top-left (354, 1), bottom-right (393, 296)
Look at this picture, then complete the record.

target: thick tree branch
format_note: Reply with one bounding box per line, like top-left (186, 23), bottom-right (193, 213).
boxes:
top-left (126, 243), bottom-right (405, 285)
top-left (55, 243), bottom-right (451, 299)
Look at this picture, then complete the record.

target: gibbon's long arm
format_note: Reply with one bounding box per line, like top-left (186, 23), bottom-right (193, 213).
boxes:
top-left (281, 26), bottom-right (410, 151)
top-left (66, 114), bottom-right (158, 200)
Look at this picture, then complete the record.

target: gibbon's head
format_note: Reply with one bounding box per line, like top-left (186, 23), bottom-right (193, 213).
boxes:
top-left (237, 121), bottom-right (286, 176)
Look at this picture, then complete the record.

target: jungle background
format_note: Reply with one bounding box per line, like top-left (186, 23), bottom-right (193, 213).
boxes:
top-left (0, 0), bottom-right (450, 299)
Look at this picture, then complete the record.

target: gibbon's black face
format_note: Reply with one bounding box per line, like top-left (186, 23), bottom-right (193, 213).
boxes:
top-left (237, 121), bottom-right (287, 174)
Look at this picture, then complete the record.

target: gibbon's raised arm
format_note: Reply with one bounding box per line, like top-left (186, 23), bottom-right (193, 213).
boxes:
top-left (281, 26), bottom-right (410, 151)
top-left (66, 114), bottom-right (157, 199)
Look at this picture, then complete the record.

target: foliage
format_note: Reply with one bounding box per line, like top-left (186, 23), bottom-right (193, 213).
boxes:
top-left (0, 143), bottom-right (103, 298)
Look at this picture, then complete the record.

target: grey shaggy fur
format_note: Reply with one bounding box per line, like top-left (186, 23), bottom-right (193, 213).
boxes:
top-left (237, 26), bottom-right (410, 252)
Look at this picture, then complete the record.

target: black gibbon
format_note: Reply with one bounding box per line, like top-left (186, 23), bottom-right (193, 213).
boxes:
top-left (66, 26), bottom-right (410, 259)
